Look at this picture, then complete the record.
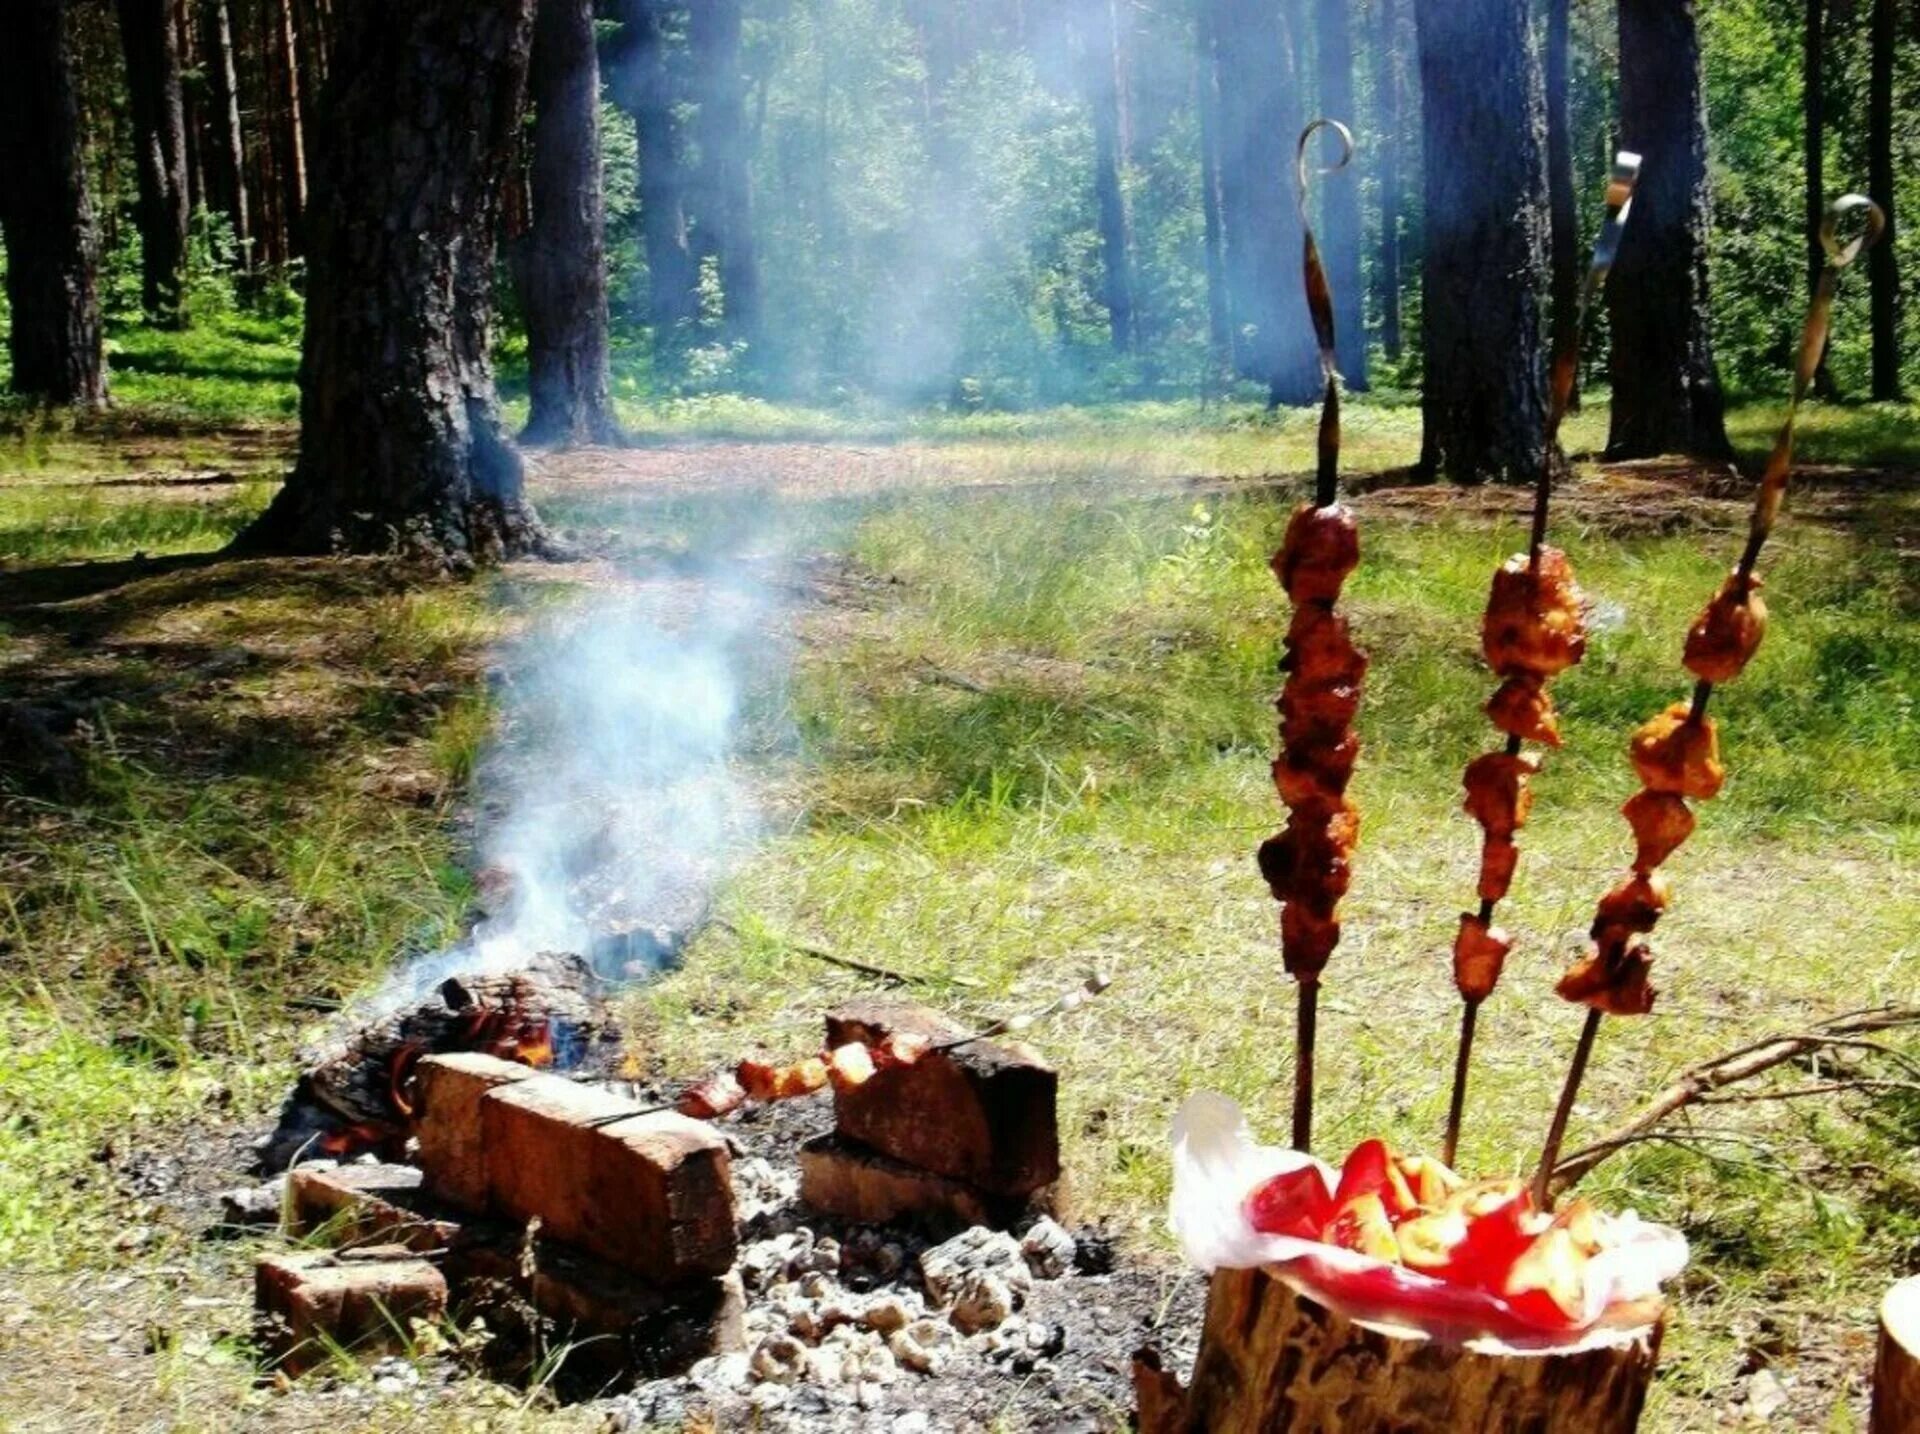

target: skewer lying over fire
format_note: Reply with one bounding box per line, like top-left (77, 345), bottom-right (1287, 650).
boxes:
top-left (1531, 193), bottom-right (1886, 1207)
top-left (1259, 120), bottom-right (1363, 1155)
top-left (1441, 152), bottom-right (1641, 1168)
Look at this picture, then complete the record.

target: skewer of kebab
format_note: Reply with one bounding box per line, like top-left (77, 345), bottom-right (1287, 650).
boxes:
top-left (1530, 195), bottom-right (1886, 1209)
top-left (598, 972), bottom-right (1114, 1127)
top-left (1440, 153), bottom-right (1642, 1168)
top-left (1258, 119), bottom-right (1362, 1154)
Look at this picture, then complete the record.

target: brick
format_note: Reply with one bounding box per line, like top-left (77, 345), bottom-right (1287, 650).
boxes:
top-left (287, 1162), bottom-right (467, 1253)
top-left (801, 1132), bottom-right (1020, 1231)
top-left (480, 1074), bottom-right (736, 1283)
top-left (414, 1052), bottom-right (539, 1212)
top-left (825, 1000), bottom-right (1059, 1198)
top-left (255, 1247), bottom-right (447, 1375)
top-left (531, 1245), bottom-right (745, 1379)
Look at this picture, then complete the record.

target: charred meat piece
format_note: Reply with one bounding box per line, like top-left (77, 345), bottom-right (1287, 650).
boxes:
top-left (1274, 503), bottom-right (1361, 604)
top-left (677, 1071), bottom-right (748, 1120)
top-left (1484, 675), bottom-right (1563, 747)
top-left (1281, 904), bottom-right (1342, 982)
top-left (1622, 790), bottom-right (1695, 874)
top-left (1590, 872), bottom-right (1671, 941)
top-left (1684, 573), bottom-right (1769, 685)
top-left (1462, 751), bottom-right (1541, 840)
top-left (825, 1041), bottom-right (877, 1092)
top-left (1280, 681), bottom-right (1364, 748)
top-left (1482, 547), bottom-right (1589, 680)
top-left (873, 1032), bottom-right (932, 1069)
top-left (1556, 937), bottom-right (1658, 1016)
top-left (735, 1054), bottom-right (829, 1103)
top-left (1258, 804), bottom-right (1361, 914)
top-left (1452, 915), bottom-right (1514, 1003)
top-left (1283, 606), bottom-right (1369, 688)
top-left (1629, 702), bottom-right (1725, 799)
top-left (1272, 729), bottom-right (1361, 809)
top-left (1478, 835), bottom-right (1521, 904)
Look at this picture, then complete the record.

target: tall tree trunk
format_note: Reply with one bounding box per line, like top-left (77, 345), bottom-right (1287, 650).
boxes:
top-left (687, 0), bottom-right (762, 349)
top-left (0, 0), bottom-right (109, 407)
top-left (1196, 0), bottom-right (1233, 378)
top-left (609, 0), bottom-right (701, 352)
top-left (520, 0), bottom-right (620, 446)
top-left (235, 0), bottom-right (552, 565)
top-left (174, 0), bottom-right (206, 215)
top-left (1314, 0), bottom-right (1367, 388)
top-left (1373, 0), bottom-right (1404, 362)
top-left (201, 0), bottom-right (251, 264)
top-left (1412, 0), bottom-right (1549, 484)
top-left (1207, 0), bottom-right (1319, 405)
top-left (1085, 0), bottom-right (1138, 353)
top-left (1607, 0), bottom-right (1733, 461)
top-left (1545, 0), bottom-right (1580, 408)
top-left (273, 0), bottom-right (308, 251)
top-left (116, 0), bottom-right (192, 324)
top-left (1868, 0), bottom-right (1902, 400)
top-left (1806, 0), bottom-right (1835, 396)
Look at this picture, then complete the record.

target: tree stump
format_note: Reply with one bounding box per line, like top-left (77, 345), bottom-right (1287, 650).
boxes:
top-left (1872, 1276), bottom-right (1920, 1433)
top-left (1135, 1267), bottom-right (1663, 1433)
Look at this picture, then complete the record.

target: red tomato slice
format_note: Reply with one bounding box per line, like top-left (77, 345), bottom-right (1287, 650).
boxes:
top-left (1245, 1165), bottom-right (1334, 1239)
top-left (1501, 1226), bottom-right (1589, 1326)
top-left (1321, 1193), bottom-right (1402, 1262)
top-left (1333, 1139), bottom-right (1420, 1221)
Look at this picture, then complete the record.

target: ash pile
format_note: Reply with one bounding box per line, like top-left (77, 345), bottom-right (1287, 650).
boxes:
top-left (242, 999), bottom-right (1170, 1431)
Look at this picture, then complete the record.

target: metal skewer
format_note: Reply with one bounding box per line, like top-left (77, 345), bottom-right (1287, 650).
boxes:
top-left (1441, 152), bottom-right (1641, 1170)
top-left (1530, 193), bottom-right (1884, 1209)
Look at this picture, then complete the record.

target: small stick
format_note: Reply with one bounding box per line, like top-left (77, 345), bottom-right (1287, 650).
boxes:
top-left (1533, 1006), bottom-right (1603, 1208)
top-left (1292, 982), bottom-right (1320, 1151)
top-left (933, 969), bottom-right (1115, 1053)
top-left (1442, 152), bottom-right (1640, 1167)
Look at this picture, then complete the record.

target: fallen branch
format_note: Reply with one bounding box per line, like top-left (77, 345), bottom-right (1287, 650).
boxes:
top-left (1550, 1004), bottom-right (1920, 1194)
top-left (710, 918), bottom-right (977, 990)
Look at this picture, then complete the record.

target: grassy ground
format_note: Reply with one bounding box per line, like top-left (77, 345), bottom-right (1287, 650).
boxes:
top-left (1, 346), bottom-right (1916, 1428)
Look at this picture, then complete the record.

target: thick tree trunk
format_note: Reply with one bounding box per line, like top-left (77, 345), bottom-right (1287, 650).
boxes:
top-left (235, 0), bottom-right (551, 566)
top-left (1412, 0), bottom-right (1549, 485)
top-left (1373, 0), bottom-right (1404, 363)
top-left (116, 0), bottom-right (192, 324)
top-left (1314, 0), bottom-right (1366, 389)
top-left (1137, 1269), bottom-right (1663, 1433)
top-left (687, 0), bottom-right (762, 349)
top-left (174, 0), bottom-right (205, 215)
top-left (519, 0), bottom-right (620, 447)
top-left (1868, 0), bottom-right (1902, 400)
top-left (1207, 0), bottom-right (1319, 405)
top-left (201, 0), bottom-right (252, 263)
top-left (0, 0), bottom-right (109, 407)
top-left (1545, 0), bottom-right (1579, 409)
top-left (1806, 0), bottom-right (1834, 396)
top-left (1195, 0), bottom-right (1233, 378)
top-left (1607, 0), bottom-right (1733, 461)
top-left (609, 0), bottom-right (701, 352)
top-left (1086, 0), bottom-right (1138, 353)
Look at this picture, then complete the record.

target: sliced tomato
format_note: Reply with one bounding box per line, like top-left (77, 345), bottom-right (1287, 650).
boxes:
top-left (1397, 1155), bottom-right (1463, 1210)
top-left (1245, 1165), bottom-right (1334, 1239)
top-left (1439, 1187), bottom-right (1541, 1291)
top-left (1551, 1198), bottom-right (1604, 1257)
top-left (1393, 1209), bottom-right (1470, 1272)
top-left (1501, 1226), bottom-right (1590, 1326)
top-left (1321, 1192), bottom-right (1402, 1263)
top-left (1333, 1139), bottom-right (1420, 1221)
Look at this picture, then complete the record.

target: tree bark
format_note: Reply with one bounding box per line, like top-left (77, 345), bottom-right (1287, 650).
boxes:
top-left (272, 0), bottom-right (308, 252)
top-left (687, 0), bottom-right (762, 349)
top-left (1868, 0), bottom-right (1902, 400)
top-left (1195, 0), bottom-right (1233, 379)
top-left (1607, 0), bottom-right (1733, 461)
top-left (1806, 0), bottom-right (1835, 397)
top-left (1314, 0), bottom-right (1366, 389)
top-left (1206, 0), bottom-right (1319, 405)
top-left (116, 0), bottom-right (192, 324)
top-left (201, 0), bottom-right (252, 263)
top-left (519, 0), bottom-right (621, 447)
top-left (1412, 0), bottom-right (1549, 484)
top-left (1372, 0), bottom-right (1404, 363)
top-left (1545, 0), bottom-right (1579, 408)
top-left (234, 0), bottom-right (552, 566)
top-left (609, 0), bottom-right (701, 353)
top-left (174, 0), bottom-right (206, 215)
top-left (1136, 1268), bottom-right (1663, 1433)
top-left (1085, 0), bottom-right (1138, 353)
top-left (0, 0), bottom-right (109, 407)
top-left (1873, 1277), bottom-right (1920, 1434)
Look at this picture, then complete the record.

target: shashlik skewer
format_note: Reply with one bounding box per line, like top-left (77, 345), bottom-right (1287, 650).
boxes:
top-left (1441, 153), bottom-right (1642, 1167)
top-left (1260, 120), bottom-right (1361, 1155)
top-left (1531, 194), bottom-right (1885, 1207)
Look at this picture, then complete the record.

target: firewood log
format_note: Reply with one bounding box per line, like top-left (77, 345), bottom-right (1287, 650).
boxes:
top-left (1873, 1276), bottom-right (1920, 1434)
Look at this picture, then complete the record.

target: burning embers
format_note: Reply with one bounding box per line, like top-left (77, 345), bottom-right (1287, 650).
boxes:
top-left (264, 950), bottom-right (613, 1168)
